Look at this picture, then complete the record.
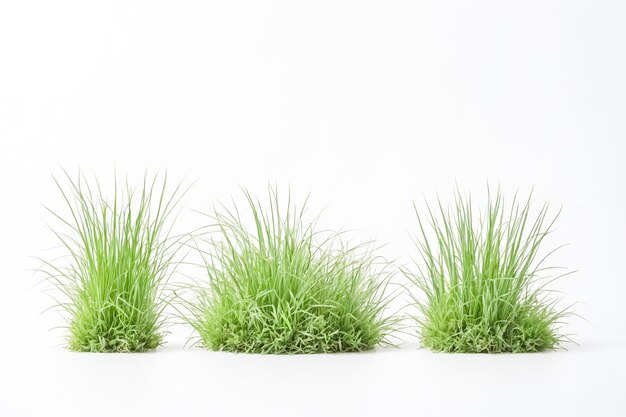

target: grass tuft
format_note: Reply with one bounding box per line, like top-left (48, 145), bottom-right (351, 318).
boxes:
top-left (185, 188), bottom-right (396, 354)
top-left (408, 188), bottom-right (572, 353)
top-left (39, 170), bottom-right (186, 352)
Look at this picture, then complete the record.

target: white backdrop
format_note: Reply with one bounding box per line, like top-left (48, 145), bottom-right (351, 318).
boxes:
top-left (1, 1), bottom-right (625, 416)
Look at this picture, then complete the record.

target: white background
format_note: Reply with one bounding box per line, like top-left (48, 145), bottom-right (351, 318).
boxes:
top-left (1, 1), bottom-right (625, 416)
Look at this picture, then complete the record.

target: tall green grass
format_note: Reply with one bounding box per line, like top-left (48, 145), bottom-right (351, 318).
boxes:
top-left (408, 189), bottom-right (571, 353)
top-left (185, 189), bottom-right (396, 354)
top-left (40, 171), bottom-right (186, 352)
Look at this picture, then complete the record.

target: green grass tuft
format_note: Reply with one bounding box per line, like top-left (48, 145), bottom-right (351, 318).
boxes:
top-left (185, 188), bottom-right (396, 354)
top-left (408, 188), bottom-right (572, 353)
top-left (40, 171), bottom-right (185, 352)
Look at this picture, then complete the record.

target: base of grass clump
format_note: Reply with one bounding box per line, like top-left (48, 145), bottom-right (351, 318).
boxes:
top-left (409, 189), bottom-right (571, 354)
top-left (420, 305), bottom-right (562, 353)
top-left (194, 299), bottom-right (386, 354)
top-left (68, 323), bottom-right (163, 353)
top-left (187, 189), bottom-right (395, 354)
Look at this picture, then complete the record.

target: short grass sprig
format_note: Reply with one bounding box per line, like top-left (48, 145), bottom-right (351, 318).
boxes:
top-left (39, 171), bottom-right (187, 352)
top-left (408, 188), bottom-right (572, 353)
top-left (185, 188), bottom-right (396, 354)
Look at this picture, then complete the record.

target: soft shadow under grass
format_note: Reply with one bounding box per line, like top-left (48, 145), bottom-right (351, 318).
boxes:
top-left (40, 171), bottom-right (186, 352)
top-left (408, 189), bottom-right (572, 353)
top-left (185, 189), bottom-right (396, 354)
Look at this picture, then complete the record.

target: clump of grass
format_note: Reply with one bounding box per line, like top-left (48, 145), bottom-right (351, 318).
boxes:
top-left (40, 171), bottom-right (186, 352)
top-left (408, 189), bottom-right (572, 353)
top-left (185, 189), bottom-right (396, 354)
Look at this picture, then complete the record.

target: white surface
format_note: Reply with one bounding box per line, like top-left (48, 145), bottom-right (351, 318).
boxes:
top-left (1, 0), bottom-right (625, 416)
top-left (2, 344), bottom-right (625, 417)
